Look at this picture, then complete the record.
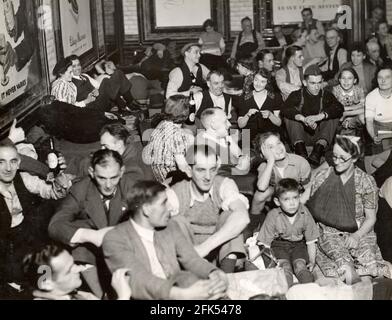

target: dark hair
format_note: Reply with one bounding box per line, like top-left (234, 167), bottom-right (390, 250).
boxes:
top-left (301, 8), bottom-right (313, 15)
top-left (274, 178), bottom-right (304, 199)
top-left (185, 144), bottom-right (218, 166)
top-left (23, 244), bottom-right (67, 289)
top-left (203, 19), bottom-right (214, 31)
top-left (337, 66), bottom-right (359, 84)
top-left (206, 70), bottom-right (224, 82)
top-left (335, 135), bottom-right (363, 159)
top-left (100, 123), bottom-right (130, 145)
top-left (52, 57), bottom-right (72, 78)
top-left (253, 132), bottom-right (281, 153)
top-left (376, 20), bottom-right (389, 32)
top-left (0, 140), bottom-right (17, 152)
top-left (283, 45), bottom-right (303, 66)
top-left (256, 49), bottom-right (273, 63)
top-left (164, 95), bottom-right (190, 124)
top-left (68, 55), bottom-right (80, 63)
top-left (91, 149), bottom-right (123, 169)
top-left (236, 58), bottom-right (255, 72)
top-left (241, 16), bottom-right (252, 25)
top-left (126, 181), bottom-right (166, 218)
top-left (376, 63), bottom-right (392, 78)
top-left (253, 68), bottom-right (275, 96)
top-left (350, 42), bottom-right (366, 56)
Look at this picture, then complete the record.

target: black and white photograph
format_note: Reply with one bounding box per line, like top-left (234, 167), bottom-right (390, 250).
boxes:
top-left (1, 0), bottom-right (392, 307)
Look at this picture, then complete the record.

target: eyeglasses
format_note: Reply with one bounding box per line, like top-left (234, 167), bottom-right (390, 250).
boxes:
top-left (332, 155), bottom-right (352, 163)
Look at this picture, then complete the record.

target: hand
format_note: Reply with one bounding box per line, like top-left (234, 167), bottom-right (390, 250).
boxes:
top-left (260, 110), bottom-right (271, 119)
top-left (0, 41), bottom-right (16, 75)
top-left (184, 280), bottom-right (226, 300)
top-left (91, 89), bottom-right (99, 97)
top-left (90, 227), bottom-right (115, 247)
top-left (104, 112), bottom-right (118, 120)
top-left (8, 119), bottom-right (25, 144)
top-left (111, 268), bottom-right (132, 300)
top-left (85, 93), bottom-right (96, 104)
top-left (208, 270), bottom-right (228, 296)
top-left (260, 144), bottom-right (275, 164)
top-left (57, 153), bottom-right (67, 172)
top-left (54, 172), bottom-right (72, 191)
top-left (178, 163), bottom-right (192, 178)
top-left (247, 109), bottom-right (258, 117)
top-left (344, 233), bottom-right (360, 249)
top-left (190, 86), bottom-right (203, 94)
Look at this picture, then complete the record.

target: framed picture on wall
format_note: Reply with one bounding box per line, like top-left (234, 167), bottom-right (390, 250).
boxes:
top-left (0, 0), bottom-right (50, 131)
top-left (52, 0), bottom-right (99, 66)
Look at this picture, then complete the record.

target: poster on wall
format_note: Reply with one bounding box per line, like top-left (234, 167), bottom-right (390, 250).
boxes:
top-left (0, 0), bottom-right (41, 107)
top-left (273, 0), bottom-right (343, 25)
top-left (59, 0), bottom-right (93, 57)
top-left (154, 0), bottom-right (211, 28)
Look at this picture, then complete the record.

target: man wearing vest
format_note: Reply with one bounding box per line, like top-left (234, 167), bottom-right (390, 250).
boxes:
top-left (322, 28), bottom-right (348, 82)
top-left (166, 43), bottom-right (210, 99)
top-left (300, 8), bottom-right (325, 38)
top-left (281, 65), bottom-right (344, 166)
top-left (69, 55), bottom-right (134, 113)
top-left (276, 46), bottom-right (305, 101)
top-left (168, 144), bottom-right (250, 273)
top-left (49, 149), bottom-right (136, 298)
top-left (0, 142), bottom-right (70, 298)
top-left (194, 70), bottom-right (232, 124)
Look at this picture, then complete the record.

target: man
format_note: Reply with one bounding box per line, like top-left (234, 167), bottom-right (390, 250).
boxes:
top-left (0, 142), bottom-right (69, 298)
top-left (69, 55), bottom-right (134, 113)
top-left (77, 123), bottom-right (151, 180)
top-left (323, 28), bottom-right (347, 81)
top-left (276, 46), bottom-right (305, 100)
top-left (48, 149), bottom-right (135, 297)
top-left (300, 8), bottom-right (325, 37)
top-left (365, 6), bottom-right (385, 39)
top-left (168, 144), bottom-right (250, 273)
top-left (230, 16), bottom-right (265, 62)
top-left (196, 108), bottom-right (250, 176)
top-left (166, 43), bottom-right (209, 98)
top-left (194, 70), bottom-right (232, 121)
top-left (23, 244), bottom-right (132, 300)
top-left (339, 42), bottom-right (377, 95)
top-left (281, 64), bottom-right (344, 166)
top-left (103, 181), bottom-right (228, 300)
top-left (270, 25), bottom-right (292, 48)
top-left (366, 40), bottom-right (384, 68)
top-left (303, 27), bottom-right (327, 67)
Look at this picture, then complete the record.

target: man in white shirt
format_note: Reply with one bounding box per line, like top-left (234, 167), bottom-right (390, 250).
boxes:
top-left (0, 142), bottom-right (70, 297)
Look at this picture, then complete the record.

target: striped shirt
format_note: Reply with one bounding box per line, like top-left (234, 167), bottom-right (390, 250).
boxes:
top-left (51, 78), bottom-right (79, 106)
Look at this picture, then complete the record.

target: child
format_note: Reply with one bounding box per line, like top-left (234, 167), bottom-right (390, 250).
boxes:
top-left (251, 132), bottom-right (311, 218)
top-left (332, 67), bottom-right (365, 135)
top-left (257, 178), bottom-right (319, 287)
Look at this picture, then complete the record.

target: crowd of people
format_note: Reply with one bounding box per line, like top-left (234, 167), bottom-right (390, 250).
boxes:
top-left (2, 6), bottom-right (392, 300)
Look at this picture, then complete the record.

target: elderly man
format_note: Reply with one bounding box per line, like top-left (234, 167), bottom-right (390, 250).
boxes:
top-left (0, 142), bottom-right (69, 297)
top-left (48, 149), bottom-right (136, 298)
top-left (323, 28), bottom-right (347, 81)
top-left (166, 43), bottom-right (209, 98)
top-left (194, 70), bottom-right (232, 121)
top-left (282, 64), bottom-right (344, 166)
top-left (168, 144), bottom-right (250, 273)
top-left (103, 180), bottom-right (228, 300)
top-left (366, 40), bottom-right (384, 68)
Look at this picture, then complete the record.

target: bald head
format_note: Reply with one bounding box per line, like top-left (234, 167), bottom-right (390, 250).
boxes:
top-left (200, 108), bottom-right (230, 138)
top-left (366, 40), bottom-right (381, 62)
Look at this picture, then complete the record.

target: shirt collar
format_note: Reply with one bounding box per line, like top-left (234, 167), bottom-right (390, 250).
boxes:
top-left (277, 204), bottom-right (306, 216)
top-left (131, 219), bottom-right (155, 242)
top-left (189, 181), bottom-right (214, 207)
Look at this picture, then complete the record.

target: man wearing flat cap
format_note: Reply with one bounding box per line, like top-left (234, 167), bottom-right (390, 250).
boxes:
top-left (166, 43), bottom-right (210, 98)
top-left (282, 64), bottom-right (344, 166)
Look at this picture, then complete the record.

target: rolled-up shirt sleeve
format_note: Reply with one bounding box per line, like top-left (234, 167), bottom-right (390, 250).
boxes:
top-left (166, 68), bottom-right (184, 98)
top-left (219, 177), bottom-right (249, 211)
top-left (20, 172), bottom-right (63, 200)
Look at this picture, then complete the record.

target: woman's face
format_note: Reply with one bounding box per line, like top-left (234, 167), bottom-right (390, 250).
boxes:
top-left (61, 65), bottom-right (73, 82)
top-left (332, 144), bottom-right (355, 174)
top-left (339, 70), bottom-right (356, 91)
top-left (253, 74), bottom-right (268, 92)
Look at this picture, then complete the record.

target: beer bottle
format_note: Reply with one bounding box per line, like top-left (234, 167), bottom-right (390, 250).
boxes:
top-left (47, 137), bottom-right (60, 175)
top-left (185, 92), bottom-right (196, 125)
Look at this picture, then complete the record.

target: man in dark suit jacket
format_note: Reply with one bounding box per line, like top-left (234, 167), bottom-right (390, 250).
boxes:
top-left (103, 181), bottom-right (228, 300)
top-left (49, 149), bottom-right (137, 298)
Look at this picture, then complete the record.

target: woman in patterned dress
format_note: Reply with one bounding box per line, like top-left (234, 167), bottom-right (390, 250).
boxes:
top-left (142, 95), bottom-right (194, 182)
top-left (307, 135), bottom-right (391, 284)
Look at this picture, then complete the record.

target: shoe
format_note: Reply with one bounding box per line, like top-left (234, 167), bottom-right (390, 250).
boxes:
top-left (294, 141), bottom-right (308, 159)
top-left (308, 143), bottom-right (325, 167)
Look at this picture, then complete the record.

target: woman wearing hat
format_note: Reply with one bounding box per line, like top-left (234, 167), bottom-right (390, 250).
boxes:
top-left (142, 95), bottom-right (194, 182)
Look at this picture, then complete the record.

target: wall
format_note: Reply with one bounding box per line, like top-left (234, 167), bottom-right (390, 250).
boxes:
top-left (123, 0), bottom-right (139, 35)
top-left (230, 0), bottom-right (254, 32)
top-left (387, 0), bottom-right (392, 24)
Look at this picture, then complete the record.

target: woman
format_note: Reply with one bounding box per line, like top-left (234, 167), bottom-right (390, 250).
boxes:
top-left (142, 95), bottom-right (194, 182)
top-left (199, 19), bottom-right (226, 70)
top-left (237, 69), bottom-right (283, 143)
top-left (307, 135), bottom-right (391, 284)
top-left (375, 21), bottom-right (392, 62)
top-left (332, 67), bottom-right (365, 135)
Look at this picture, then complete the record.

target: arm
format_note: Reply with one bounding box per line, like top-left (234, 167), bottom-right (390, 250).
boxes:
top-left (275, 69), bottom-right (302, 99)
top-left (323, 92), bottom-right (344, 119)
top-left (83, 73), bottom-right (100, 90)
top-left (256, 32), bottom-right (266, 52)
top-left (20, 172), bottom-right (67, 200)
top-left (257, 161), bottom-right (274, 192)
top-left (366, 116), bottom-right (377, 141)
top-left (166, 68), bottom-right (186, 98)
top-left (230, 35), bottom-right (239, 60)
top-left (267, 110), bottom-right (282, 127)
top-left (219, 37), bottom-right (226, 55)
top-left (306, 242), bottom-right (317, 269)
top-left (337, 49), bottom-right (348, 68)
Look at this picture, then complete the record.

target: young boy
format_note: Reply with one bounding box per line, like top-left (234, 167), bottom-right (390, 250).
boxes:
top-left (257, 178), bottom-right (319, 287)
top-left (251, 132), bottom-right (311, 218)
